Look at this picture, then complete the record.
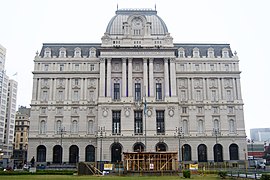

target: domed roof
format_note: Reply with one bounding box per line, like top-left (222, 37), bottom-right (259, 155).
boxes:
top-left (105, 8), bottom-right (169, 35)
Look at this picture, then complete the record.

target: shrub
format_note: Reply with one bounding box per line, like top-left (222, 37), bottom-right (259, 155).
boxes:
top-left (261, 173), bottom-right (270, 180)
top-left (183, 170), bottom-right (191, 178)
top-left (218, 171), bottom-right (227, 179)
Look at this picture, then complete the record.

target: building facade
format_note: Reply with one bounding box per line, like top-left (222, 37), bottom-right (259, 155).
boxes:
top-left (13, 106), bottom-right (30, 168)
top-left (29, 9), bottom-right (246, 165)
top-left (0, 44), bottom-right (18, 168)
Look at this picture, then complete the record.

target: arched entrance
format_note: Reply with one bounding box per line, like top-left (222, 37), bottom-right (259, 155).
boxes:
top-left (156, 142), bottom-right (167, 152)
top-left (69, 145), bottom-right (79, 163)
top-left (133, 142), bottom-right (145, 152)
top-left (53, 145), bottom-right (62, 163)
top-left (229, 143), bottom-right (239, 160)
top-left (197, 144), bottom-right (207, 162)
top-left (214, 144), bottom-right (223, 162)
top-left (36, 145), bottom-right (46, 162)
top-left (182, 144), bottom-right (191, 161)
top-left (85, 145), bottom-right (95, 162)
top-left (111, 143), bottom-right (122, 163)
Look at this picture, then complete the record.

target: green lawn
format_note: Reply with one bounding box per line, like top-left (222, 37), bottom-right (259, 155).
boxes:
top-left (0, 175), bottom-right (221, 180)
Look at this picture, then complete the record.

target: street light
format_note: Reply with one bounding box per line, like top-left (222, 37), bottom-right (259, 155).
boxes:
top-left (174, 127), bottom-right (184, 163)
top-left (213, 128), bottom-right (220, 165)
top-left (58, 126), bottom-right (65, 164)
top-left (98, 126), bottom-right (106, 162)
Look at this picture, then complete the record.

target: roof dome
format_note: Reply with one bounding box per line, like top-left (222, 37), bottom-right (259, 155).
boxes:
top-left (105, 8), bottom-right (169, 36)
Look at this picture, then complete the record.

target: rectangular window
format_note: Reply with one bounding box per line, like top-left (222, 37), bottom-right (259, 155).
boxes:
top-left (113, 83), bottom-right (120, 100)
top-left (211, 90), bottom-right (217, 101)
top-left (74, 78), bottom-right (79, 86)
top-left (59, 64), bottom-right (64, 71)
top-left (58, 90), bottom-right (64, 101)
top-left (182, 107), bottom-right (187, 114)
top-left (73, 91), bottom-right (79, 101)
top-left (75, 64), bottom-right (79, 71)
top-left (112, 111), bottom-right (121, 134)
top-left (44, 64), bottom-right (49, 71)
top-left (90, 64), bottom-right (95, 71)
top-left (135, 83), bottom-right (141, 101)
top-left (156, 110), bottom-right (165, 134)
top-left (156, 83), bottom-right (162, 100)
top-left (42, 91), bottom-right (48, 101)
top-left (134, 111), bottom-right (143, 134)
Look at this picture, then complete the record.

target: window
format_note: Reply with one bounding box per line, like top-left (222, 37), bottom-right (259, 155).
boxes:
top-left (134, 111), bottom-right (143, 134)
top-left (90, 64), bottom-right (95, 71)
top-left (214, 119), bottom-right (219, 130)
top-left (44, 64), bottom-right (49, 71)
top-left (180, 90), bottom-right (187, 101)
top-left (226, 90), bottom-right (232, 101)
top-left (112, 111), bottom-right (121, 134)
top-left (71, 120), bottom-right (78, 134)
top-left (88, 120), bottom-right (94, 134)
top-left (57, 90), bottom-right (64, 101)
top-left (182, 107), bottom-right (187, 114)
top-left (198, 107), bottom-right (203, 114)
top-left (74, 78), bottom-right (79, 86)
top-left (198, 120), bottom-right (204, 133)
top-left (113, 83), bottom-right (120, 100)
top-left (75, 64), bottom-right (79, 71)
top-left (195, 64), bottom-right (199, 71)
top-left (213, 106), bottom-right (219, 114)
top-left (135, 83), bottom-right (141, 101)
top-left (229, 119), bottom-right (235, 133)
top-left (156, 83), bottom-right (162, 100)
top-left (73, 91), bottom-right (79, 101)
top-left (183, 120), bottom-right (188, 134)
top-left (210, 64), bottom-right (214, 71)
top-left (228, 106), bottom-right (234, 114)
top-left (56, 120), bottom-right (62, 134)
top-left (41, 107), bottom-right (47, 114)
top-left (211, 90), bottom-right (217, 101)
top-left (196, 90), bottom-right (202, 101)
top-left (59, 64), bottom-right (64, 71)
top-left (56, 107), bottom-right (63, 115)
top-left (40, 120), bottom-right (46, 134)
top-left (42, 91), bottom-right (48, 101)
top-left (156, 110), bottom-right (165, 134)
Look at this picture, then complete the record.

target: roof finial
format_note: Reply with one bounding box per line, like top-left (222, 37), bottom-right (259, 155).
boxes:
top-left (117, 3), bottom-right (118, 10)
top-left (155, 4), bottom-right (156, 11)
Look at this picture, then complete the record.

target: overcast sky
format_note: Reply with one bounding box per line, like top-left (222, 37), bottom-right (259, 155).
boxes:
top-left (1, 0), bottom-right (269, 138)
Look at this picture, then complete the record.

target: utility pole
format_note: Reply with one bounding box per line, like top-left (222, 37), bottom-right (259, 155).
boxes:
top-left (174, 127), bottom-right (184, 170)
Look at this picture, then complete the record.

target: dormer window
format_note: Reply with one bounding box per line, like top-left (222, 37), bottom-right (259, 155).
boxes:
top-left (178, 48), bottom-right (185, 58)
top-left (193, 48), bottom-right (200, 58)
top-left (89, 47), bottom-right (96, 58)
top-left (59, 47), bottom-right (66, 58)
top-left (207, 48), bottom-right (215, 58)
top-left (74, 47), bottom-right (81, 58)
top-left (222, 48), bottom-right (229, 58)
top-left (44, 48), bottom-right (51, 58)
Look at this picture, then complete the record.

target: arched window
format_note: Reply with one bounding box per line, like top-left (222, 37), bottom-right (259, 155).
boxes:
top-left (71, 120), bottom-right (78, 134)
top-left (85, 145), bottom-right (95, 162)
top-left (198, 119), bottom-right (204, 133)
top-left (69, 145), bottom-right (79, 163)
top-left (229, 119), bottom-right (235, 133)
top-left (111, 143), bottom-right (122, 163)
top-left (197, 144), bottom-right (207, 162)
top-left (182, 144), bottom-right (192, 161)
top-left (133, 142), bottom-right (145, 152)
top-left (40, 120), bottom-right (46, 134)
top-left (229, 144), bottom-right (239, 160)
top-left (156, 142), bottom-right (167, 152)
top-left (88, 120), bottom-right (94, 134)
top-left (213, 144), bottom-right (223, 162)
top-left (53, 145), bottom-right (62, 164)
top-left (37, 145), bottom-right (46, 162)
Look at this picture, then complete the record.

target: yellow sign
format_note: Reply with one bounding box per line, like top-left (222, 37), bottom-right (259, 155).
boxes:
top-left (104, 164), bottom-right (113, 170)
top-left (189, 164), bottom-right (198, 170)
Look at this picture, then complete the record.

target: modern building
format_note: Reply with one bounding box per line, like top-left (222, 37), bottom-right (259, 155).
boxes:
top-left (29, 8), bottom-right (246, 166)
top-left (0, 44), bottom-right (18, 168)
top-left (13, 106), bottom-right (30, 168)
top-left (250, 128), bottom-right (270, 142)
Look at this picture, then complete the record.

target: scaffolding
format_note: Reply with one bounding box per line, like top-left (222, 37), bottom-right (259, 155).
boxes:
top-left (123, 152), bottom-right (178, 173)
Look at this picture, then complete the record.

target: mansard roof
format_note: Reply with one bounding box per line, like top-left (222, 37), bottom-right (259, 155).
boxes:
top-left (39, 43), bottom-right (233, 58)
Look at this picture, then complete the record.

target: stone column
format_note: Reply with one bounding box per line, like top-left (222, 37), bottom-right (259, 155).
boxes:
top-left (203, 78), bottom-right (207, 100)
top-left (107, 58), bottom-right (112, 97)
top-left (169, 58), bottom-right (177, 96)
top-left (69, 78), bottom-right (72, 100)
top-left (99, 58), bottom-right (106, 97)
top-left (80, 78), bottom-right (84, 100)
top-left (84, 78), bottom-right (87, 100)
top-left (218, 78), bottom-right (222, 100)
top-left (52, 78), bottom-right (57, 100)
top-left (164, 58), bottom-right (170, 97)
top-left (37, 79), bottom-right (41, 100)
top-left (143, 58), bottom-right (148, 97)
top-left (128, 58), bottom-right (133, 97)
top-left (232, 78), bottom-right (237, 100)
top-left (236, 78), bottom-right (242, 100)
top-left (149, 58), bottom-right (154, 97)
top-left (122, 58), bottom-right (127, 97)
top-left (32, 78), bottom-right (38, 100)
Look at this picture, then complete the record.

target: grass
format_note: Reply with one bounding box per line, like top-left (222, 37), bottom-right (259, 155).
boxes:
top-left (0, 174), bottom-right (222, 180)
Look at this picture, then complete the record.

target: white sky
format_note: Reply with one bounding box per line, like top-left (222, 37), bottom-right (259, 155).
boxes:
top-left (1, 0), bottom-right (269, 138)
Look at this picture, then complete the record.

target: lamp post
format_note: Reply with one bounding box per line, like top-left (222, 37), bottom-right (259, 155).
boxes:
top-left (98, 126), bottom-right (106, 162)
top-left (58, 126), bottom-right (65, 164)
top-left (213, 128), bottom-right (220, 166)
top-left (174, 127), bottom-right (184, 163)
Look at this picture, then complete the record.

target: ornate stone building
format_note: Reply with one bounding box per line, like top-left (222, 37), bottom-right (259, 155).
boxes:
top-left (29, 8), bottom-right (246, 165)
